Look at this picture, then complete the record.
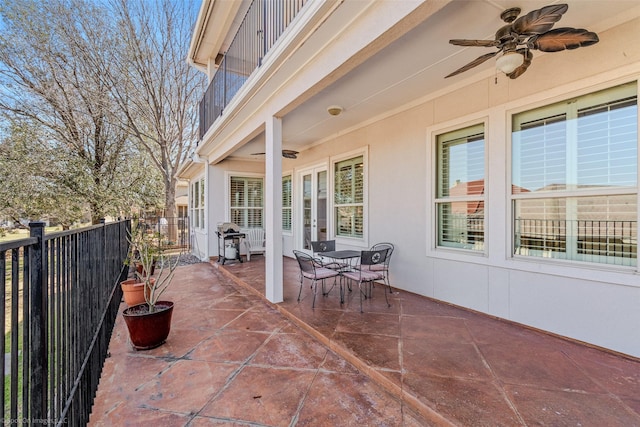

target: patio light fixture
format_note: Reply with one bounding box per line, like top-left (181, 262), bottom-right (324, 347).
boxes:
top-left (327, 105), bottom-right (343, 116)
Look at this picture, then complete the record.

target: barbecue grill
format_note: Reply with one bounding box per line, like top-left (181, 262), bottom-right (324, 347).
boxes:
top-left (216, 222), bottom-right (245, 265)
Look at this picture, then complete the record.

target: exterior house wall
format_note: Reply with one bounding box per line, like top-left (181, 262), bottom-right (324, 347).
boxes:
top-left (207, 160), bottom-right (265, 259)
top-left (277, 18), bottom-right (640, 356)
top-left (188, 3), bottom-right (640, 357)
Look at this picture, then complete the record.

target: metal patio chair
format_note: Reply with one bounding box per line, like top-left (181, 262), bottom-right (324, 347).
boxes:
top-left (293, 250), bottom-right (340, 308)
top-left (368, 242), bottom-right (394, 294)
top-left (310, 240), bottom-right (348, 270)
top-left (341, 248), bottom-right (390, 312)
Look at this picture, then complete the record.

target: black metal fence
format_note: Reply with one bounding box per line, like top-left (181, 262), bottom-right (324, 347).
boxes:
top-left (0, 220), bottom-right (130, 425)
top-left (198, 0), bottom-right (307, 139)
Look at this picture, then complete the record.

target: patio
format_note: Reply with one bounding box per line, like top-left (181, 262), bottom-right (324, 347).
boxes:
top-left (90, 257), bottom-right (640, 426)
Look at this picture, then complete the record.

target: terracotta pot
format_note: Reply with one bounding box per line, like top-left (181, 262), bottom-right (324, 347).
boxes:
top-left (135, 259), bottom-right (156, 276)
top-left (122, 301), bottom-right (174, 350)
top-left (121, 278), bottom-right (154, 306)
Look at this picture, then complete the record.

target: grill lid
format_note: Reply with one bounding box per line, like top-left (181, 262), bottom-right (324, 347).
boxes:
top-left (217, 222), bottom-right (240, 234)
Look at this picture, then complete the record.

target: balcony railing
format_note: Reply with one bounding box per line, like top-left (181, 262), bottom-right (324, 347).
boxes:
top-left (198, 0), bottom-right (307, 139)
top-left (0, 220), bottom-right (130, 425)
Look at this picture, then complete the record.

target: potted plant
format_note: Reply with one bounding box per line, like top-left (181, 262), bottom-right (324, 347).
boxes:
top-left (121, 227), bottom-right (158, 306)
top-left (122, 226), bottom-right (179, 350)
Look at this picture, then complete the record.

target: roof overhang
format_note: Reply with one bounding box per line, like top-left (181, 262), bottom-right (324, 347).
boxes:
top-left (187, 0), bottom-right (247, 73)
top-left (190, 0), bottom-right (640, 165)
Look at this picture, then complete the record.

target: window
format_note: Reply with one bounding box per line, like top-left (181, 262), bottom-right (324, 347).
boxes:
top-left (435, 124), bottom-right (485, 251)
top-left (191, 178), bottom-right (204, 229)
top-left (334, 156), bottom-right (364, 238)
top-left (512, 82), bottom-right (637, 266)
top-left (230, 176), bottom-right (263, 228)
top-left (282, 175), bottom-right (292, 231)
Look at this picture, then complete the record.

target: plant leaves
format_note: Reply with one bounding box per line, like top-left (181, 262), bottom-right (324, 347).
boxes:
top-left (529, 28), bottom-right (599, 52)
top-left (445, 51), bottom-right (498, 78)
top-left (512, 4), bottom-right (568, 35)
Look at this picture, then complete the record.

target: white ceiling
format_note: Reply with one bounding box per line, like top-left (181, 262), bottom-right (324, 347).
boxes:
top-left (228, 0), bottom-right (639, 160)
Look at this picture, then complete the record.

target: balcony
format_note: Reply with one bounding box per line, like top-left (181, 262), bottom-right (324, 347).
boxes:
top-left (90, 257), bottom-right (640, 425)
top-left (198, 0), bottom-right (307, 140)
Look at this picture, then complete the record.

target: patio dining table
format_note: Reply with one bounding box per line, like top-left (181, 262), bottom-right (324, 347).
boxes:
top-left (320, 250), bottom-right (360, 268)
top-left (319, 250), bottom-right (361, 303)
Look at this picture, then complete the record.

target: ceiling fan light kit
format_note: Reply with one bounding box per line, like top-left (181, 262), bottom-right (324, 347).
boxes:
top-left (496, 51), bottom-right (525, 74)
top-left (445, 3), bottom-right (599, 79)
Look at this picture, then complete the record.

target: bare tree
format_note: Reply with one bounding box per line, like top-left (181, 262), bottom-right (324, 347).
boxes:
top-left (0, 121), bottom-right (85, 228)
top-left (0, 0), bottom-right (157, 223)
top-left (111, 0), bottom-right (205, 228)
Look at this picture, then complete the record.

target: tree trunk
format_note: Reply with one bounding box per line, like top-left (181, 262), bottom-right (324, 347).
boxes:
top-left (165, 177), bottom-right (178, 243)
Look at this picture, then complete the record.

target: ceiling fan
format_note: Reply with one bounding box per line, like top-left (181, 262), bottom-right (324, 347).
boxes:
top-left (445, 3), bottom-right (599, 79)
top-left (251, 149), bottom-right (299, 159)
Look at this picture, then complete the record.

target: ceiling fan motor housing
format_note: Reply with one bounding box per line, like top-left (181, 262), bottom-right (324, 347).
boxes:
top-left (500, 7), bottom-right (521, 23)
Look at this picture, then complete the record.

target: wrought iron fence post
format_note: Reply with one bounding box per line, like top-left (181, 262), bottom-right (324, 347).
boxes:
top-left (29, 221), bottom-right (47, 421)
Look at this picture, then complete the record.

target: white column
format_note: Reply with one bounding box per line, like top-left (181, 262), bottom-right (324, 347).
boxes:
top-left (265, 116), bottom-right (284, 303)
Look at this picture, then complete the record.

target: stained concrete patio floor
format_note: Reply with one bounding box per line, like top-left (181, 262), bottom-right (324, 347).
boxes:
top-left (90, 257), bottom-right (640, 426)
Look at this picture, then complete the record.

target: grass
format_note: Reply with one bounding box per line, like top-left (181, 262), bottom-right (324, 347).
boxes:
top-left (4, 322), bottom-right (23, 418)
top-left (0, 226), bottom-right (64, 244)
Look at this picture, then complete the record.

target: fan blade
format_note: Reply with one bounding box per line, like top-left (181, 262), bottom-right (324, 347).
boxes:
top-left (512, 4), bottom-right (568, 35)
top-left (528, 28), bottom-right (599, 52)
top-left (445, 51), bottom-right (499, 78)
top-left (507, 49), bottom-right (533, 79)
top-left (449, 39), bottom-right (499, 47)
top-left (251, 150), bottom-right (298, 159)
top-left (282, 149), bottom-right (298, 159)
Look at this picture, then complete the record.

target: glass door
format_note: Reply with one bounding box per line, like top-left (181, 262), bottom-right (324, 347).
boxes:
top-left (300, 167), bottom-right (328, 251)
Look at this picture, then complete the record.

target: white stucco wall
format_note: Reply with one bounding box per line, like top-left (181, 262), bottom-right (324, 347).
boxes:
top-left (207, 160), bottom-right (265, 259)
top-left (277, 18), bottom-right (640, 357)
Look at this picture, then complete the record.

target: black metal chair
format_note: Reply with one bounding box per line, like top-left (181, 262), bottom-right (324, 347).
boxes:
top-left (310, 240), bottom-right (347, 270)
top-left (341, 249), bottom-right (390, 312)
top-left (368, 242), bottom-right (394, 294)
top-left (293, 250), bottom-right (340, 308)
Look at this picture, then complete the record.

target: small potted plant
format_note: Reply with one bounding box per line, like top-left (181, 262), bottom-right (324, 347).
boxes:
top-left (122, 227), bottom-right (179, 350)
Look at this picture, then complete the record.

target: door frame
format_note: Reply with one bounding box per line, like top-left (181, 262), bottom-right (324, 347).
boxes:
top-left (295, 163), bottom-right (330, 253)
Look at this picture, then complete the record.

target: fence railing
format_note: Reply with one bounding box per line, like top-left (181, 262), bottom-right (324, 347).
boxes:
top-left (198, 0), bottom-right (307, 139)
top-left (138, 216), bottom-right (190, 252)
top-left (0, 220), bottom-right (130, 426)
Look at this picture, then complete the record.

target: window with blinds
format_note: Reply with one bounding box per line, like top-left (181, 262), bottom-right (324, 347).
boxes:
top-left (334, 156), bottom-right (364, 238)
top-left (512, 82), bottom-right (637, 266)
top-left (191, 178), bottom-right (205, 229)
top-left (230, 176), bottom-right (264, 228)
top-left (435, 124), bottom-right (485, 251)
top-left (282, 175), bottom-right (292, 231)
